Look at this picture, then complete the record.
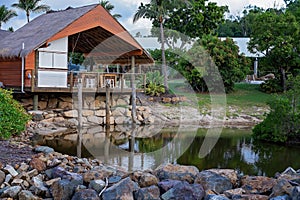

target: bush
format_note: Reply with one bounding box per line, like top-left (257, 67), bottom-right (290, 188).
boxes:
top-left (138, 71), bottom-right (166, 96)
top-left (260, 78), bottom-right (283, 93)
top-left (253, 75), bottom-right (300, 143)
top-left (0, 89), bottom-right (31, 139)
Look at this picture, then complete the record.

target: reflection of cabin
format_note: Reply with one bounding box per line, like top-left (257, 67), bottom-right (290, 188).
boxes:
top-left (0, 4), bottom-right (153, 94)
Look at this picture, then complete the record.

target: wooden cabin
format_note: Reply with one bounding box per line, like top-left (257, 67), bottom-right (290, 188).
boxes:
top-left (0, 4), bottom-right (153, 94)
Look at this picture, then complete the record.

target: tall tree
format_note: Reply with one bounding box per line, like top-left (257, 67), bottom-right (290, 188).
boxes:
top-left (11, 0), bottom-right (50, 23)
top-left (99, 0), bottom-right (122, 19)
top-left (0, 5), bottom-right (17, 29)
top-left (248, 10), bottom-right (300, 91)
top-left (133, 0), bottom-right (176, 90)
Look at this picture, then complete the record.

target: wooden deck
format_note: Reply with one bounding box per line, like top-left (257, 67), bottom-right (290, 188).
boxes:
top-left (22, 71), bottom-right (146, 94)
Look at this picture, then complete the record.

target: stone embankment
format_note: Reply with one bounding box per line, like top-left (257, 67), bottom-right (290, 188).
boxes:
top-left (0, 146), bottom-right (299, 200)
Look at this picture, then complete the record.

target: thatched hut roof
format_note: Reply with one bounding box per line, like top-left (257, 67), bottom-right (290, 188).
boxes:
top-left (0, 30), bottom-right (11, 41)
top-left (0, 4), bottom-right (153, 64)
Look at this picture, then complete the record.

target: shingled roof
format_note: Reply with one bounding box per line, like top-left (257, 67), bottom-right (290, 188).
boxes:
top-left (0, 4), bottom-right (153, 64)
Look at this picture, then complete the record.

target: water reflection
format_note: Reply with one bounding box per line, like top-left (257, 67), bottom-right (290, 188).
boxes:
top-left (33, 125), bottom-right (300, 176)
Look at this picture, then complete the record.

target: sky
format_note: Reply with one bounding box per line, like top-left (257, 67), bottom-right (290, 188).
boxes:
top-left (1, 0), bottom-right (286, 35)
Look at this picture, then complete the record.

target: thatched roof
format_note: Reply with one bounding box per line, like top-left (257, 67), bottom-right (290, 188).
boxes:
top-left (0, 30), bottom-right (11, 41)
top-left (0, 5), bottom-right (97, 58)
top-left (0, 4), bottom-right (153, 64)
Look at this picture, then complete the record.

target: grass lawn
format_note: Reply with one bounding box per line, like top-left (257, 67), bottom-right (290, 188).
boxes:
top-left (169, 80), bottom-right (277, 108)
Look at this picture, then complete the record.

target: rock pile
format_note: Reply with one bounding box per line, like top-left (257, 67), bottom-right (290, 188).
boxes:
top-left (0, 147), bottom-right (299, 200)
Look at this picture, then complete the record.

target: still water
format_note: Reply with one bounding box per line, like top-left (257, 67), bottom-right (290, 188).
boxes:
top-left (34, 126), bottom-right (300, 177)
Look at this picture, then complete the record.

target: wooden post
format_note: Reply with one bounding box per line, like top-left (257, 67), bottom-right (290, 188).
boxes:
top-left (131, 56), bottom-right (137, 123)
top-left (78, 82), bottom-right (83, 127)
top-left (70, 72), bottom-right (74, 92)
top-left (106, 85), bottom-right (111, 126)
top-left (121, 74), bottom-right (124, 92)
top-left (31, 69), bottom-right (35, 92)
top-left (77, 127), bottom-right (82, 158)
top-left (33, 94), bottom-right (38, 111)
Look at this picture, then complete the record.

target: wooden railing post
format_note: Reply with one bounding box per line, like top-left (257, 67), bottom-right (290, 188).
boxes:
top-left (69, 72), bottom-right (74, 92)
top-left (31, 69), bottom-right (35, 92)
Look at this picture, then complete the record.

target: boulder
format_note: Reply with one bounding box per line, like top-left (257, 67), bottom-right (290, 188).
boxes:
top-left (88, 179), bottom-right (106, 193)
top-left (158, 179), bottom-right (183, 193)
top-left (51, 167), bottom-right (83, 186)
top-left (205, 194), bottom-right (230, 200)
top-left (224, 188), bottom-right (245, 198)
top-left (1, 186), bottom-right (22, 198)
top-left (270, 195), bottom-right (290, 200)
top-left (31, 176), bottom-right (49, 196)
top-left (134, 185), bottom-right (160, 200)
top-left (161, 181), bottom-right (205, 200)
top-left (102, 177), bottom-right (139, 200)
top-left (232, 194), bottom-right (268, 200)
top-left (83, 168), bottom-right (113, 183)
top-left (87, 116), bottom-right (103, 125)
top-left (207, 169), bottom-right (238, 186)
top-left (30, 158), bottom-right (46, 172)
top-left (0, 170), bottom-right (5, 185)
top-left (51, 179), bottom-right (75, 200)
top-left (241, 175), bottom-right (277, 194)
top-left (72, 189), bottom-right (100, 200)
top-left (95, 110), bottom-right (106, 117)
top-left (138, 172), bottom-right (159, 188)
top-left (195, 170), bottom-right (232, 193)
top-left (271, 179), bottom-right (293, 197)
top-left (155, 164), bottom-right (199, 183)
top-left (292, 186), bottom-right (300, 200)
top-left (82, 110), bottom-right (94, 117)
top-left (18, 190), bottom-right (40, 200)
top-left (63, 110), bottom-right (78, 118)
top-left (34, 146), bottom-right (54, 154)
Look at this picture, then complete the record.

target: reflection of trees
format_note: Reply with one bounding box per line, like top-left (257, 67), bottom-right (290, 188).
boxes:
top-left (252, 141), bottom-right (300, 176)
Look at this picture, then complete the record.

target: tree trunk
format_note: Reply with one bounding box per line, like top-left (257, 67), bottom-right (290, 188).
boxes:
top-left (160, 21), bottom-right (168, 91)
top-left (281, 67), bottom-right (287, 92)
top-left (26, 12), bottom-right (30, 23)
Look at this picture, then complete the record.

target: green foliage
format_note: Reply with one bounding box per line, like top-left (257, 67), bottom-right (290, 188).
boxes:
top-left (0, 5), bottom-right (17, 29)
top-left (145, 82), bottom-right (165, 97)
top-left (0, 89), bottom-right (31, 139)
top-left (138, 70), bottom-right (166, 96)
top-left (260, 78), bottom-right (283, 93)
top-left (184, 35), bottom-right (250, 93)
top-left (253, 75), bottom-right (300, 143)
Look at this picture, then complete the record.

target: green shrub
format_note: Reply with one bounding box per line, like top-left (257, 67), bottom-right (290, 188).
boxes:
top-left (145, 82), bottom-right (165, 96)
top-left (253, 75), bottom-right (300, 143)
top-left (0, 89), bottom-right (31, 139)
top-left (260, 78), bottom-right (283, 93)
top-left (138, 71), bottom-right (166, 96)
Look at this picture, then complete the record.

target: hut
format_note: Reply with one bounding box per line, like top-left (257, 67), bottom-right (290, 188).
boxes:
top-left (0, 4), bottom-right (153, 94)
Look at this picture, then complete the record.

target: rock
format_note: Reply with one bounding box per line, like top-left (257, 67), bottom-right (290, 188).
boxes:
top-left (270, 194), bottom-right (290, 200)
top-left (88, 179), bottom-right (105, 193)
top-left (207, 169), bottom-right (238, 186)
top-left (72, 189), bottom-right (100, 200)
top-left (114, 116), bottom-right (127, 124)
top-left (87, 116), bottom-right (103, 124)
top-left (4, 165), bottom-right (19, 177)
top-left (292, 186), bottom-right (300, 200)
top-left (194, 170), bottom-right (232, 193)
top-left (108, 176), bottom-right (122, 185)
top-left (11, 178), bottom-right (23, 185)
top-left (51, 179), bottom-right (75, 200)
top-left (278, 167), bottom-right (300, 181)
top-left (18, 190), bottom-right (40, 200)
top-left (95, 110), bottom-right (106, 117)
top-left (134, 185), bottom-right (160, 200)
top-left (5, 174), bottom-right (12, 183)
top-left (158, 179), bottom-right (183, 193)
top-left (83, 169), bottom-right (113, 183)
top-left (224, 188), bottom-right (245, 198)
top-left (27, 169), bottom-right (39, 177)
top-left (30, 158), bottom-right (46, 172)
top-left (82, 110), bottom-right (94, 117)
top-left (58, 101), bottom-right (72, 109)
top-left (241, 175), bottom-right (276, 194)
top-left (205, 194), bottom-right (230, 200)
top-left (0, 170), bottom-right (5, 185)
top-left (34, 146), bottom-right (54, 154)
top-left (271, 179), bottom-right (293, 197)
top-left (51, 167), bottom-right (83, 186)
top-left (161, 181), bottom-right (205, 200)
top-left (18, 163), bottom-right (30, 172)
top-left (102, 177), bottom-right (139, 200)
top-left (45, 178), bottom-right (61, 187)
top-left (38, 101), bottom-right (48, 110)
top-left (138, 173), bottom-right (159, 188)
top-left (48, 98), bottom-right (58, 109)
top-left (1, 186), bottom-right (22, 198)
top-left (232, 194), bottom-right (268, 200)
top-left (67, 118), bottom-right (79, 126)
top-left (31, 176), bottom-right (49, 196)
top-left (29, 111), bottom-right (45, 121)
top-left (63, 110), bottom-right (78, 118)
top-left (155, 163), bottom-right (199, 183)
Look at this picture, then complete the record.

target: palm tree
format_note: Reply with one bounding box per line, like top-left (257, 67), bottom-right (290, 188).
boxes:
top-left (99, 0), bottom-right (122, 19)
top-left (12, 0), bottom-right (50, 23)
top-left (133, 0), bottom-right (171, 90)
top-left (0, 5), bottom-right (17, 29)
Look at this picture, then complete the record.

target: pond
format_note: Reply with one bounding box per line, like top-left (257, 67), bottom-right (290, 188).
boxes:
top-left (33, 125), bottom-right (300, 177)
